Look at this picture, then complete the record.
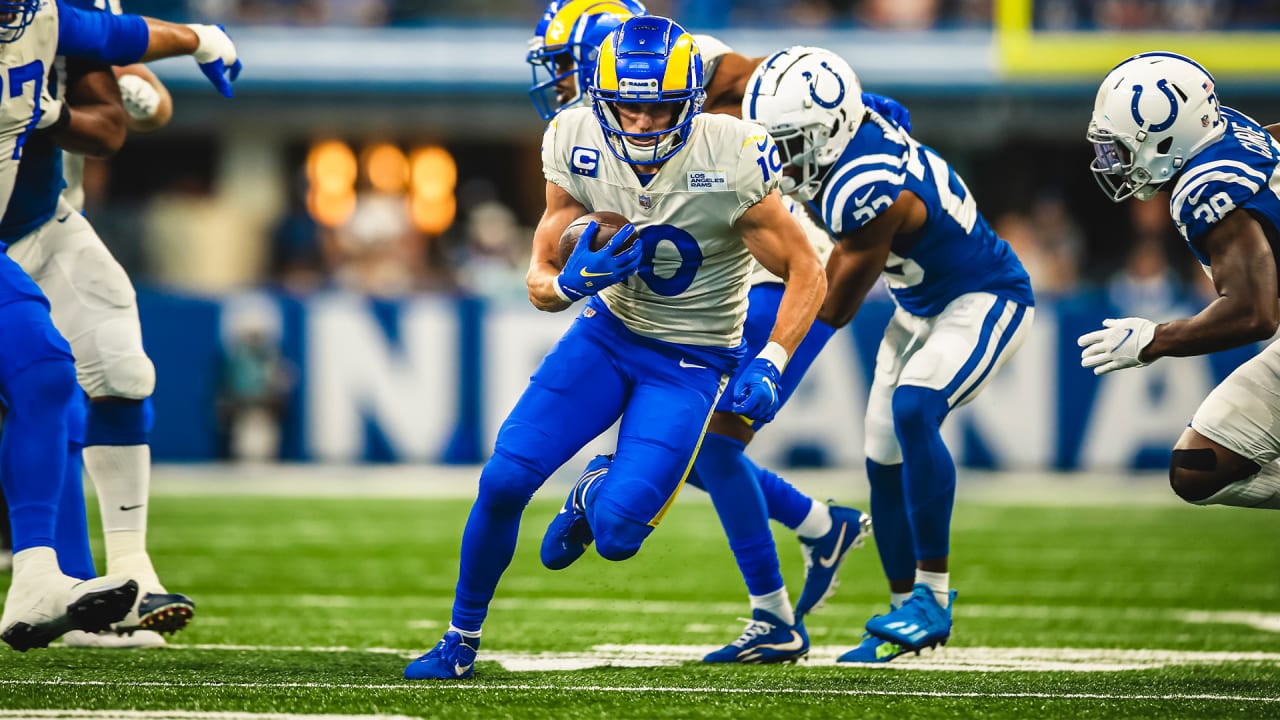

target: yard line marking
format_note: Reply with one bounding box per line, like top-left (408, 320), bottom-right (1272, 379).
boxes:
top-left (201, 594), bottom-right (1280, 634)
top-left (137, 643), bottom-right (1280, 673)
top-left (0, 679), bottom-right (1276, 704)
top-left (0, 707), bottom-right (412, 712)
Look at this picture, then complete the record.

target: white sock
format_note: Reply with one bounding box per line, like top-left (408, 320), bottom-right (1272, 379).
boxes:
top-left (83, 444), bottom-right (155, 577)
top-left (915, 569), bottom-right (950, 608)
top-left (889, 591), bottom-right (912, 610)
top-left (449, 624), bottom-right (481, 640)
top-left (749, 587), bottom-right (795, 626)
top-left (795, 501), bottom-right (832, 540)
top-left (1197, 461), bottom-right (1280, 510)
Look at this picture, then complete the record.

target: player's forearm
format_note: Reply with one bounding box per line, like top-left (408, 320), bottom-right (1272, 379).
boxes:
top-left (53, 104), bottom-right (126, 157)
top-left (526, 263), bottom-right (573, 313)
top-left (1143, 297), bottom-right (1278, 360)
top-left (817, 249), bottom-right (882, 328)
top-left (768, 259), bottom-right (825, 353)
top-left (138, 20), bottom-right (201, 63)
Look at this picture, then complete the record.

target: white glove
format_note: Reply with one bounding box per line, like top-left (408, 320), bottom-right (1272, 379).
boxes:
top-left (187, 24), bottom-right (242, 98)
top-left (1077, 317), bottom-right (1158, 375)
top-left (117, 74), bottom-right (161, 120)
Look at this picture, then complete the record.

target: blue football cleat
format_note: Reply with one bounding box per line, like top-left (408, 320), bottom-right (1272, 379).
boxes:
top-left (404, 631), bottom-right (480, 680)
top-left (795, 505), bottom-right (871, 618)
top-left (865, 584), bottom-right (956, 651)
top-left (540, 454), bottom-right (611, 570)
top-left (837, 630), bottom-right (909, 664)
top-left (702, 609), bottom-right (809, 664)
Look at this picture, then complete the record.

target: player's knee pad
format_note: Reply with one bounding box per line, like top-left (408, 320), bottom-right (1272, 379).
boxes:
top-left (9, 359), bottom-right (77, 418)
top-left (592, 510), bottom-right (652, 562)
top-left (890, 385), bottom-right (949, 436)
top-left (75, 315), bottom-right (154, 399)
top-left (476, 450), bottom-right (545, 512)
top-left (83, 353), bottom-right (155, 400)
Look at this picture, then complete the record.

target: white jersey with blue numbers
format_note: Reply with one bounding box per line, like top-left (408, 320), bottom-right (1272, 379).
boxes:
top-left (816, 110), bottom-right (1032, 317)
top-left (1170, 106), bottom-right (1280, 276)
top-left (542, 107), bottom-right (781, 347)
top-left (0, 1), bottom-right (61, 220)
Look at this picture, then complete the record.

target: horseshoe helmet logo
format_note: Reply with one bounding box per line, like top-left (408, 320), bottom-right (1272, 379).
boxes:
top-left (802, 61), bottom-right (846, 109)
top-left (1130, 79), bottom-right (1179, 133)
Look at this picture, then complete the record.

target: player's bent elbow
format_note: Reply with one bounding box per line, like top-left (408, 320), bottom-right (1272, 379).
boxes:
top-left (1247, 309), bottom-right (1280, 342)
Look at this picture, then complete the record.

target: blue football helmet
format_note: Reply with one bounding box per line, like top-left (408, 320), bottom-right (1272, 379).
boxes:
top-left (526, 0), bottom-right (647, 121)
top-left (0, 0), bottom-right (39, 43)
top-left (590, 16), bottom-right (705, 166)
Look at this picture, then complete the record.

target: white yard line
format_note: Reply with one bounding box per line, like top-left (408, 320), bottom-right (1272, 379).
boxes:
top-left (0, 713), bottom-right (416, 720)
top-left (84, 642), bottom-right (1280, 674)
top-left (0, 679), bottom-right (1274, 704)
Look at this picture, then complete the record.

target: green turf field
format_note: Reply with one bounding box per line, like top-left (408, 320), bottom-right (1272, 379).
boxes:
top-left (1, 472), bottom-right (1277, 719)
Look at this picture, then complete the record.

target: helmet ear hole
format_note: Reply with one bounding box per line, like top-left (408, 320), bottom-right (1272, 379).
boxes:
top-left (1157, 137), bottom-right (1173, 154)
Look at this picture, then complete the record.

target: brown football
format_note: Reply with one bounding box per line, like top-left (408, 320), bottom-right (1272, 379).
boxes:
top-left (558, 211), bottom-right (635, 266)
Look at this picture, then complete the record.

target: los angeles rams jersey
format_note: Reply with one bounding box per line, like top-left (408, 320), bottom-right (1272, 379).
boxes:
top-left (0, 2), bottom-right (61, 221)
top-left (542, 106), bottom-right (781, 347)
top-left (1169, 106), bottom-right (1280, 278)
top-left (816, 110), bottom-right (1032, 317)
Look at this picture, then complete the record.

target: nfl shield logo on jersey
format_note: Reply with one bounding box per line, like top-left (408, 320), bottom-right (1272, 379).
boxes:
top-left (638, 194), bottom-right (651, 210)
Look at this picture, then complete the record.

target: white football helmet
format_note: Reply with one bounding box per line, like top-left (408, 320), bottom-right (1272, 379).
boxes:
top-left (1088, 51), bottom-right (1225, 202)
top-left (742, 46), bottom-right (864, 201)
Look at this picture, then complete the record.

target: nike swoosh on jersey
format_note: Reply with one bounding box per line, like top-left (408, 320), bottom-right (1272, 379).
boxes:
top-left (1109, 328), bottom-right (1134, 353)
top-left (1186, 185), bottom-right (1207, 207)
top-left (854, 187), bottom-right (876, 206)
top-left (817, 522), bottom-right (848, 568)
top-left (579, 268), bottom-right (612, 277)
top-left (742, 630), bottom-right (805, 654)
top-left (678, 359), bottom-right (707, 369)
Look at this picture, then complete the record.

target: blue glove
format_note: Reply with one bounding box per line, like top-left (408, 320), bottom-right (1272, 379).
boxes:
top-left (188, 24), bottom-right (243, 98)
top-left (556, 221), bottom-right (642, 302)
top-left (862, 92), bottom-right (911, 133)
top-left (732, 356), bottom-right (783, 423)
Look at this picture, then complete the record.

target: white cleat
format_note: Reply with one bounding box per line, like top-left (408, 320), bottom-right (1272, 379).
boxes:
top-left (61, 628), bottom-right (167, 649)
top-left (1, 574), bottom-right (138, 651)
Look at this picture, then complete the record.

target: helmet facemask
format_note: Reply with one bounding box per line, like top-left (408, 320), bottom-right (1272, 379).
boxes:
top-left (1088, 122), bottom-right (1157, 202)
top-left (527, 40), bottom-right (595, 122)
top-left (0, 1), bottom-right (38, 43)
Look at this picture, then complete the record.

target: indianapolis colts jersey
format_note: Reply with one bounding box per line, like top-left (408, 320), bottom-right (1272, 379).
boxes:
top-left (542, 106), bottom-right (782, 347)
top-left (816, 110), bottom-right (1033, 317)
top-left (1169, 106), bottom-right (1280, 278)
top-left (0, 0), bottom-right (148, 240)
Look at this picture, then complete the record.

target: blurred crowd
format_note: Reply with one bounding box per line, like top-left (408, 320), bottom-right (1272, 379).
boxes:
top-left (137, 0), bottom-right (1280, 29)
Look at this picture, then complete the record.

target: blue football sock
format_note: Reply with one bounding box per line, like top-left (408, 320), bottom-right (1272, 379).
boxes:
top-left (2, 359), bottom-right (77, 553)
top-left (754, 459), bottom-right (815, 531)
top-left (55, 397), bottom-right (96, 580)
top-left (692, 433), bottom-right (783, 596)
top-left (892, 385), bottom-right (956, 561)
top-left (865, 459), bottom-right (915, 583)
top-left (451, 450), bottom-right (542, 633)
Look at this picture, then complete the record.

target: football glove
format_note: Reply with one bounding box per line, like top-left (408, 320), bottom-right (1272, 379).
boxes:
top-left (1077, 317), bottom-right (1157, 375)
top-left (555, 221), bottom-right (641, 302)
top-left (733, 353), bottom-right (784, 423)
top-left (118, 74), bottom-right (161, 120)
top-left (862, 92), bottom-right (912, 133)
top-left (188, 24), bottom-right (242, 98)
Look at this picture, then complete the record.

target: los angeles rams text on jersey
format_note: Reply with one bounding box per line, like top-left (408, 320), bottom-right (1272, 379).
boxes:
top-left (1170, 106), bottom-right (1280, 274)
top-left (816, 110), bottom-right (1032, 316)
top-left (542, 106), bottom-right (782, 347)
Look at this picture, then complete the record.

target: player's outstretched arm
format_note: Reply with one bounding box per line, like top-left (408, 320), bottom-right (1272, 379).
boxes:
top-left (44, 59), bottom-right (128, 157)
top-left (817, 193), bottom-right (917, 328)
top-left (527, 181), bottom-right (589, 313)
top-left (114, 64), bottom-right (173, 132)
top-left (1142, 209), bottom-right (1278, 359)
top-left (55, 3), bottom-right (241, 97)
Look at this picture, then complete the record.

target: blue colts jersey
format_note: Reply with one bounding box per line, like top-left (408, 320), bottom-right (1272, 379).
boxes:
top-left (815, 111), bottom-right (1033, 317)
top-left (1170, 106), bottom-right (1280, 281)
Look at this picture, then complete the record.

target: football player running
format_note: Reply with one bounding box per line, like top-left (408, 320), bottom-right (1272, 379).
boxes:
top-left (1079, 52), bottom-right (1280, 511)
top-left (527, 1), bottom-right (907, 664)
top-left (0, 0), bottom-right (240, 652)
top-left (743, 47), bottom-right (1035, 662)
top-left (405, 16), bottom-right (825, 680)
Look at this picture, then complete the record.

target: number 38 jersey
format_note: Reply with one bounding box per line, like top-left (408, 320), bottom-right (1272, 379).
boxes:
top-left (542, 106), bottom-right (781, 348)
top-left (816, 111), bottom-right (1033, 317)
top-left (1170, 106), bottom-right (1280, 279)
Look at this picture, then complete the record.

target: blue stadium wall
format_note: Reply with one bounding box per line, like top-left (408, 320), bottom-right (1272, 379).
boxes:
top-left (140, 287), bottom-right (1256, 470)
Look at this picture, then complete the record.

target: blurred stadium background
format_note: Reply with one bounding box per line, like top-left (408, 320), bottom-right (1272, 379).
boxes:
top-left (102, 0), bottom-right (1280, 472)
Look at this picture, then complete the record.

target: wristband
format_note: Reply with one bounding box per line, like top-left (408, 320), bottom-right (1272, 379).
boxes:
top-left (757, 341), bottom-right (790, 373)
